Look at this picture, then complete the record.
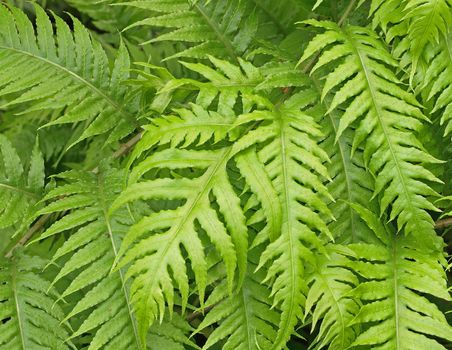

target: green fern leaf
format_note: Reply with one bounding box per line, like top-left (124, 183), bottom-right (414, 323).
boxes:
top-left (0, 252), bottom-right (72, 349)
top-left (300, 20), bottom-right (442, 236)
top-left (312, 79), bottom-right (377, 243)
top-left (34, 165), bottom-right (144, 350)
top-left (0, 4), bottom-right (137, 147)
top-left (110, 104), bottom-right (248, 342)
top-left (0, 135), bottom-right (44, 229)
top-left (233, 91), bottom-right (333, 348)
top-left (348, 203), bottom-right (452, 349)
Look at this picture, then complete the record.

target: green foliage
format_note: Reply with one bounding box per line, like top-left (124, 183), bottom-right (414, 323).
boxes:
top-left (0, 252), bottom-right (72, 349)
top-left (0, 1), bottom-right (451, 350)
top-left (0, 3), bottom-right (137, 147)
top-left (0, 135), bottom-right (44, 230)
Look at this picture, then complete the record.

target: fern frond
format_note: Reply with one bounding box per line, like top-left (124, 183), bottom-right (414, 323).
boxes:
top-left (348, 203), bottom-right (452, 349)
top-left (196, 255), bottom-right (279, 350)
top-left (0, 135), bottom-right (44, 229)
top-left (110, 104), bottom-right (248, 342)
top-left (34, 165), bottom-right (143, 350)
top-left (123, 0), bottom-right (258, 61)
top-left (172, 55), bottom-right (264, 115)
top-left (0, 252), bottom-right (72, 349)
top-left (0, 4), bottom-right (137, 147)
top-left (312, 80), bottom-right (376, 243)
top-left (300, 20), bottom-right (442, 236)
top-left (304, 247), bottom-right (359, 350)
top-left (370, 0), bottom-right (452, 76)
top-left (128, 103), bottom-right (235, 168)
top-left (424, 31), bottom-right (452, 136)
top-left (234, 91), bottom-right (332, 348)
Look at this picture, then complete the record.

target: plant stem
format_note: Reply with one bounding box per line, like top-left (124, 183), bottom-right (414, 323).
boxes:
top-left (435, 217), bottom-right (452, 229)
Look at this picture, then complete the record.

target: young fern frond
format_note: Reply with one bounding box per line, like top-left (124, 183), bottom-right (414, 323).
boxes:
top-left (0, 135), bottom-right (44, 230)
top-left (33, 165), bottom-right (144, 350)
top-left (348, 204), bottom-right (452, 349)
top-left (122, 0), bottom-right (257, 61)
top-left (234, 92), bottom-right (333, 348)
top-left (110, 103), bottom-right (248, 342)
top-left (195, 255), bottom-right (279, 350)
top-left (0, 252), bottom-right (72, 349)
top-left (300, 20), bottom-right (442, 236)
top-left (0, 4), bottom-right (137, 147)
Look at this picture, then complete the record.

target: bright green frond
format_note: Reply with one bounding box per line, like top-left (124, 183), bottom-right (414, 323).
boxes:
top-left (110, 104), bottom-right (248, 341)
top-left (128, 103), bottom-right (235, 168)
top-left (234, 91), bottom-right (333, 348)
top-left (348, 204), bottom-right (452, 349)
top-left (300, 20), bottom-right (442, 236)
top-left (35, 165), bottom-right (143, 350)
top-left (0, 252), bottom-right (72, 349)
top-left (0, 135), bottom-right (44, 230)
top-left (0, 4), bottom-right (137, 147)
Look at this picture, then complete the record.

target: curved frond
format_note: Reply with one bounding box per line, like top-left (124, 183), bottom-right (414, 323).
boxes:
top-left (0, 4), bottom-right (137, 147)
top-left (234, 91), bottom-right (332, 348)
top-left (0, 135), bottom-right (44, 230)
top-left (0, 252), bottom-right (72, 349)
top-left (110, 104), bottom-right (248, 342)
top-left (348, 204), bottom-right (452, 349)
top-left (34, 165), bottom-right (143, 350)
top-left (300, 20), bottom-right (442, 236)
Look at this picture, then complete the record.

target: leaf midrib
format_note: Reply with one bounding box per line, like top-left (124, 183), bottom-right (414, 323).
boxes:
top-left (346, 29), bottom-right (415, 226)
top-left (0, 182), bottom-right (38, 198)
top-left (193, 3), bottom-right (239, 63)
top-left (274, 109), bottom-right (297, 346)
top-left (143, 146), bottom-right (232, 316)
top-left (97, 172), bottom-right (143, 350)
top-left (11, 260), bottom-right (27, 350)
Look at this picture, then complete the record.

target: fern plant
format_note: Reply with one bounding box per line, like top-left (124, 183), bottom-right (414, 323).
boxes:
top-left (0, 1), bottom-right (451, 350)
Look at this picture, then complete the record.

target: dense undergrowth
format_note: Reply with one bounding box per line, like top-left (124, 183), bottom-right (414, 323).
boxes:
top-left (0, 0), bottom-right (451, 349)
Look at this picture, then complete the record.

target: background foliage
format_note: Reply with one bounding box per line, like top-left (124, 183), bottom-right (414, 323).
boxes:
top-left (0, 0), bottom-right (451, 349)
